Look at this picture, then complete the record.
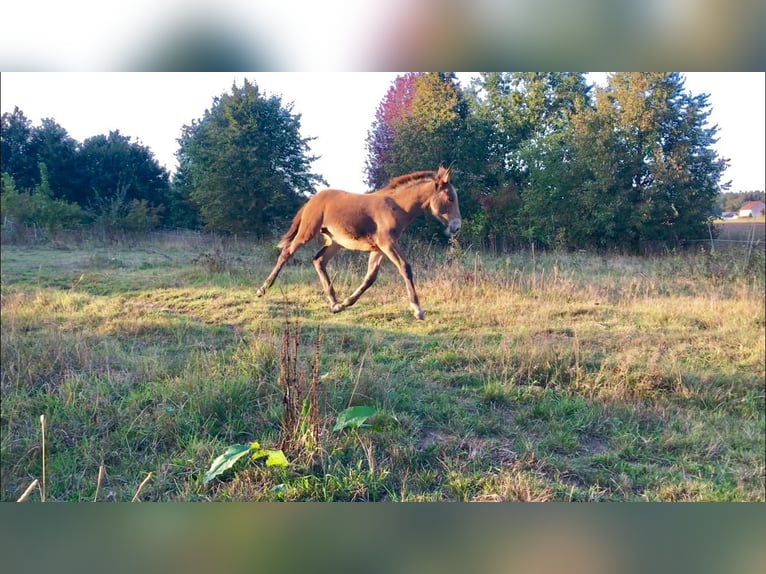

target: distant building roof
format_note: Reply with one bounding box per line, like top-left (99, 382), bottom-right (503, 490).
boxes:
top-left (740, 201), bottom-right (765, 210)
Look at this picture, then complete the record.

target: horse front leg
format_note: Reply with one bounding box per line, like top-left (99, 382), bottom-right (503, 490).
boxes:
top-left (380, 244), bottom-right (423, 320)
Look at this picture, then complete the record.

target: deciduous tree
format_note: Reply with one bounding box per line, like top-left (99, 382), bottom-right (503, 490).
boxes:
top-left (177, 79), bottom-right (323, 234)
top-left (522, 73), bottom-right (728, 251)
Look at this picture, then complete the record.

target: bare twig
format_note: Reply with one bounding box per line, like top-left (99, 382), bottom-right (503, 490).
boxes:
top-left (94, 464), bottom-right (105, 502)
top-left (40, 415), bottom-right (46, 502)
top-left (131, 472), bottom-right (153, 502)
top-left (17, 479), bottom-right (40, 502)
top-left (347, 345), bottom-right (371, 408)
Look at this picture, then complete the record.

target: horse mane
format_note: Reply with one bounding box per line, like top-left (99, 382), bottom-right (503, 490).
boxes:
top-left (380, 171), bottom-right (435, 192)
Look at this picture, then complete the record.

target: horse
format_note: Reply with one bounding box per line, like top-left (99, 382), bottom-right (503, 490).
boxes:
top-left (255, 165), bottom-right (461, 320)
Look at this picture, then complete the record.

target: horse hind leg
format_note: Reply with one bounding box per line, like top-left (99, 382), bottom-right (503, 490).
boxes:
top-left (332, 250), bottom-right (385, 313)
top-left (256, 227), bottom-right (315, 297)
top-left (255, 245), bottom-right (292, 297)
top-left (312, 242), bottom-right (341, 308)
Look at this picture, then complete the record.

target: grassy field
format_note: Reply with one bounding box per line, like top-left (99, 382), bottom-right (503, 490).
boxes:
top-left (1, 231), bottom-right (764, 501)
top-left (715, 218), bottom-right (766, 244)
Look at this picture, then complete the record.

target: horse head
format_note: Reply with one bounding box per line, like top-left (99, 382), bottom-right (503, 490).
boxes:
top-left (429, 165), bottom-right (461, 236)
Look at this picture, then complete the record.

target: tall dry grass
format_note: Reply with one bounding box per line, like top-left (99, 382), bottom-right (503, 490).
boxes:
top-left (2, 233), bottom-right (763, 501)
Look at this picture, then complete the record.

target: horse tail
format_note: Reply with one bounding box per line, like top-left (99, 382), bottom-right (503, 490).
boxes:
top-left (278, 205), bottom-right (305, 250)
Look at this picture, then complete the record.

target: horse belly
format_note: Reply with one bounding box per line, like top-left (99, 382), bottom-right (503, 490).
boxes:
top-left (321, 221), bottom-right (378, 251)
top-left (331, 231), bottom-right (377, 252)
top-left (323, 202), bottom-right (380, 252)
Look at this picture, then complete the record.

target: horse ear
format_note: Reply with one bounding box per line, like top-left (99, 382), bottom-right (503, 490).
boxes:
top-left (437, 165), bottom-right (451, 185)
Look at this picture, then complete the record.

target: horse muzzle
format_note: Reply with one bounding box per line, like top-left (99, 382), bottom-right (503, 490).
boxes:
top-left (445, 219), bottom-right (461, 236)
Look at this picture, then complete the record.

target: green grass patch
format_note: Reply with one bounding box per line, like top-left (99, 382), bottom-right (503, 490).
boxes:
top-left (2, 233), bottom-right (763, 501)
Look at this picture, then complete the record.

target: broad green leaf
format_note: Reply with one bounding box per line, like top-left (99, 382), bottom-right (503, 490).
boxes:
top-left (264, 449), bottom-right (289, 467)
top-left (332, 405), bottom-right (377, 432)
top-left (251, 447), bottom-right (289, 467)
top-left (202, 444), bottom-right (251, 484)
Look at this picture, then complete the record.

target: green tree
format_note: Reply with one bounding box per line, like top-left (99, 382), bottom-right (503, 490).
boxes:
top-left (2, 110), bottom-right (171, 229)
top-left (522, 73), bottom-right (728, 252)
top-left (29, 118), bottom-right (82, 204)
top-left (1, 110), bottom-right (82, 202)
top-left (1, 168), bottom-right (85, 233)
top-left (471, 73), bottom-right (592, 246)
top-left (365, 73), bottom-right (489, 242)
top-left (365, 73), bottom-right (422, 190)
top-left (79, 130), bottom-right (171, 215)
top-left (520, 90), bottom-right (626, 250)
top-left (177, 79), bottom-right (323, 234)
top-left (1, 107), bottom-right (38, 190)
top-left (165, 157), bottom-right (202, 229)
top-left (387, 73), bottom-right (468, 176)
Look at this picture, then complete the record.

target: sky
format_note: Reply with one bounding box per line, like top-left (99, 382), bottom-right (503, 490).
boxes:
top-left (1, 72), bottom-right (764, 193)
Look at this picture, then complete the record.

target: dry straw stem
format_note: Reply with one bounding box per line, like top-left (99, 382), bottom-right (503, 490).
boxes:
top-left (40, 414), bottom-right (46, 502)
top-left (348, 345), bottom-right (372, 409)
top-left (131, 472), bottom-right (153, 502)
top-left (17, 479), bottom-right (40, 502)
top-left (94, 464), bottom-right (105, 502)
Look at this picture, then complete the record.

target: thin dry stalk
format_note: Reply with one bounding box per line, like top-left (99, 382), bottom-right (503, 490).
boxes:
top-left (308, 327), bottom-right (322, 437)
top-left (572, 331), bottom-right (582, 386)
top-left (94, 464), bottom-right (105, 502)
top-left (17, 479), bottom-right (40, 502)
top-left (347, 345), bottom-right (371, 408)
top-left (131, 472), bottom-right (153, 502)
top-left (279, 315), bottom-right (301, 444)
top-left (40, 414), bottom-right (46, 502)
top-left (278, 312), bottom-right (323, 461)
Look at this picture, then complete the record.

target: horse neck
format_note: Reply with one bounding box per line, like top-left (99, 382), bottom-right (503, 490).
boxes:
top-left (383, 179), bottom-right (435, 217)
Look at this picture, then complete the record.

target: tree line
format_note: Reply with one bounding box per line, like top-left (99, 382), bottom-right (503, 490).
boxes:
top-left (1, 73), bottom-right (739, 252)
top-left (716, 191), bottom-right (766, 214)
top-left (1, 112), bottom-right (176, 232)
top-left (367, 73), bottom-right (732, 252)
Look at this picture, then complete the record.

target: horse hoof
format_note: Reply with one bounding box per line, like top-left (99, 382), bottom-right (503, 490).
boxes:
top-left (256, 288), bottom-right (265, 297)
top-left (414, 310), bottom-right (424, 320)
top-left (331, 303), bottom-right (344, 313)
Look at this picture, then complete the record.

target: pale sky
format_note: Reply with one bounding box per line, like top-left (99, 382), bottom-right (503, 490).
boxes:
top-left (1, 72), bottom-right (764, 193)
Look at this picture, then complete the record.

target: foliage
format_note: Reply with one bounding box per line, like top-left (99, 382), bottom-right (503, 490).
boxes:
top-left (471, 73), bottom-right (592, 244)
top-left (1, 109), bottom-right (172, 224)
top-left (332, 406), bottom-right (377, 432)
top-left (3, 74), bottom-right (732, 252)
top-left (2, 107), bottom-right (52, 191)
top-left (365, 73), bottom-right (422, 190)
top-left (176, 79), bottom-right (324, 234)
top-left (716, 191), bottom-right (766, 214)
top-left (202, 404), bottom-right (377, 485)
top-left (87, 181), bottom-right (165, 233)
top-left (1, 168), bottom-right (85, 233)
top-left (202, 442), bottom-right (288, 485)
top-left (521, 73), bottom-right (727, 251)
top-left (78, 131), bottom-right (172, 212)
